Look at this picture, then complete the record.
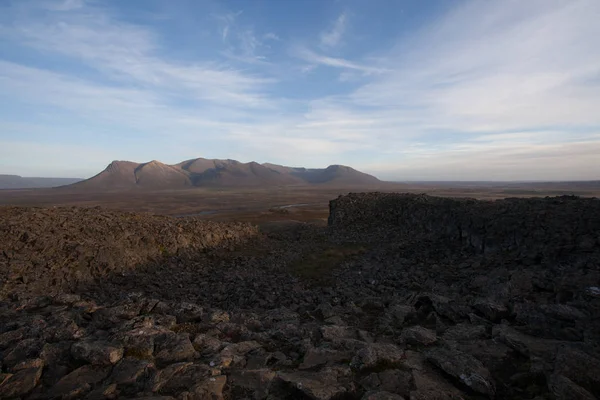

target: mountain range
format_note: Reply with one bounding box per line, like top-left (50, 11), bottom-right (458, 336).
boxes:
top-left (0, 175), bottom-right (82, 190)
top-left (67, 158), bottom-right (381, 190)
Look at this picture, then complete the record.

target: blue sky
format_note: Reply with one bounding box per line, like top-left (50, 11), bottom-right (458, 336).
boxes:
top-left (0, 0), bottom-right (599, 180)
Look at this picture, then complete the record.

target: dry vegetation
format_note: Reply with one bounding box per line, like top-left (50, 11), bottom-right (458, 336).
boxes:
top-left (0, 181), bottom-right (598, 227)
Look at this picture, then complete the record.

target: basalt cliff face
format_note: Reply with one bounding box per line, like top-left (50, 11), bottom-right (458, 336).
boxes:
top-left (1, 194), bottom-right (599, 400)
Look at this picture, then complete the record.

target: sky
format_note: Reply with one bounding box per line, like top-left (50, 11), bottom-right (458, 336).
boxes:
top-left (0, 0), bottom-right (599, 180)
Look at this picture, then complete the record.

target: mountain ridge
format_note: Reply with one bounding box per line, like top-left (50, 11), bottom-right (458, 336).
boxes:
top-left (68, 157), bottom-right (381, 190)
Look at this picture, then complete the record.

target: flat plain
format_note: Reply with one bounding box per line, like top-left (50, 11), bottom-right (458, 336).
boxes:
top-left (1, 181), bottom-right (598, 226)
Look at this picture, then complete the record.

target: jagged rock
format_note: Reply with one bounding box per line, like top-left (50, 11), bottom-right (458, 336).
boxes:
top-left (361, 369), bottom-right (413, 398)
top-left (300, 347), bottom-right (351, 369)
top-left (554, 346), bottom-right (600, 398)
top-left (229, 369), bottom-right (276, 399)
top-left (362, 391), bottom-right (405, 400)
top-left (218, 341), bottom-right (262, 368)
top-left (154, 332), bottom-right (196, 366)
top-left (411, 367), bottom-right (467, 400)
top-left (321, 325), bottom-right (355, 341)
top-left (192, 334), bottom-right (222, 354)
top-left (548, 373), bottom-right (596, 400)
top-left (71, 340), bottom-right (124, 365)
top-left (173, 302), bottom-right (204, 323)
top-left (351, 343), bottom-right (405, 371)
top-left (276, 368), bottom-right (348, 400)
top-left (49, 365), bottom-right (112, 399)
top-left (2, 338), bottom-right (42, 369)
top-left (492, 324), bottom-right (563, 360)
top-left (0, 359), bottom-right (43, 398)
top-left (206, 310), bottom-right (230, 324)
top-left (473, 300), bottom-right (509, 323)
top-left (389, 305), bottom-right (415, 326)
top-left (184, 375), bottom-right (227, 400)
top-left (401, 326), bottom-right (437, 346)
top-left (151, 362), bottom-right (193, 392)
top-left (0, 327), bottom-right (27, 350)
top-left (442, 324), bottom-right (486, 342)
top-left (426, 347), bottom-right (495, 397)
top-left (109, 357), bottom-right (154, 390)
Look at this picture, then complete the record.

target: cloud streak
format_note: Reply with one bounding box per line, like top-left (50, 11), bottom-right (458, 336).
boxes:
top-left (0, 0), bottom-right (599, 179)
top-left (320, 13), bottom-right (346, 48)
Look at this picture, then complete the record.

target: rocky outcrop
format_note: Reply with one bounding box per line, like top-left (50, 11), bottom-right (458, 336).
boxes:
top-left (329, 193), bottom-right (600, 258)
top-left (0, 207), bottom-right (258, 299)
top-left (1, 194), bottom-right (600, 399)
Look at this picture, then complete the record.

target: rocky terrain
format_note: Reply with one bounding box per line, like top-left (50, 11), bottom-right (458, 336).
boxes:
top-left (1, 193), bottom-right (599, 399)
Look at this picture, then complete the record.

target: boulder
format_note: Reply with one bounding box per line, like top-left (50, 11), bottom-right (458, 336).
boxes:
top-left (426, 347), bottom-right (495, 397)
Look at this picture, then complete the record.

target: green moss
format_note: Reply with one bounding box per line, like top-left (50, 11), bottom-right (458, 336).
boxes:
top-left (290, 244), bottom-right (367, 283)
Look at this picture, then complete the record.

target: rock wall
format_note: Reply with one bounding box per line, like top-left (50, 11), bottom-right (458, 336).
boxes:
top-left (0, 206), bottom-right (259, 298)
top-left (329, 193), bottom-right (600, 258)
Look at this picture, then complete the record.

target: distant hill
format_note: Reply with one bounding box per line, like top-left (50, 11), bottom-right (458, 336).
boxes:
top-left (69, 158), bottom-right (381, 190)
top-left (0, 174), bottom-right (82, 189)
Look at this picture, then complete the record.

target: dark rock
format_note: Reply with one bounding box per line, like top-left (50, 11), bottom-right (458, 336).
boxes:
top-left (473, 300), bottom-right (509, 323)
top-left (548, 373), bottom-right (596, 400)
top-left (362, 391), bottom-right (405, 400)
top-left (49, 365), bottom-right (112, 399)
top-left (554, 346), bottom-right (600, 397)
top-left (300, 347), bottom-right (352, 369)
top-left (154, 333), bottom-right (196, 366)
top-left (401, 326), bottom-right (437, 346)
top-left (442, 324), bottom-right (486, 342)
top-left (276, 368), bottom-right (348, 400)
top-left (0, 360), bottom-right (43, 398)
top-left (229, 369), bottom-right (276, 399)
top-left (426, 347), bottom-right (495, 397)
top-left (71, 340), bottom-right (124, 365)
top-left (351, 343), bottom-right (405, 371)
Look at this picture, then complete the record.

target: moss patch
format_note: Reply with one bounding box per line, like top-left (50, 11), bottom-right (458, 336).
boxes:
top-left (290, 244), bottom-right (367, 283)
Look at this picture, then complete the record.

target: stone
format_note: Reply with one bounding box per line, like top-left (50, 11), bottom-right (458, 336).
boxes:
top-left (401, 326), bottom-right (437, 346)
top-left (426, 347), bottom-right (495, 397)
top-left (473, 300), bottom-right (509, 322)
top-left (351, 343), bottom-right (405, 371)
top-left (276, 369), bottom-right (347, 400)
top-left (362, 391), bottom-right (405, 400)
top-left (192, 334), bottom-right (222, 354)
top-left (151, 362), bottom-right (193, 393)
top-left (548, 374), bottom-right (596, 400)
top-left (109, 357), bottom-right (154, 388)
top-left (554, 346), bottom-right (600, 398)
top-left (377, 369), bottom-right (413, 398)
top-left (229, 369), bottom-right (276, 399)
top-left (206, 310), bottom-right (230, 324)
top-left (71, 340), bottom-right (124, 365)
top-left (411, 369), bottom-right (467, 400)
top-left (492, 324), bottom-right (562, 361)
top-left (153, 363), bottom-right (210, 396)
top-left (0, 362), bottom-right (43, 398)
top-left (154, 332), bottom-right (196, 366)
top-left (300, 347), bottom-right (351, 369)
top-left (321, 325), bottom-right (355, 341)
top-left (389, 305), bottom-right (416, 326)
top-left (442, 324), bottom-right (486, 342)
top-left (3, 338), bottom-right (42, 369)
top-left (188, 375), bottom-right (227, 400)
top-left (49, 365), bottom-right (112, 399)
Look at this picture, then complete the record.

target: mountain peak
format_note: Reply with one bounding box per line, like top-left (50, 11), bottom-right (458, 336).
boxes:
top-left (70, 158), bottom-right (381, 190)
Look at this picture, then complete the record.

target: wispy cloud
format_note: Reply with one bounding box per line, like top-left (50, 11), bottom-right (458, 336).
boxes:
top-left (294, 47), bottom-right (388, 74)
top-left (320, 12), bottom-right (346, 48)
top-left (1, 0), bottom-right (599, 179)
